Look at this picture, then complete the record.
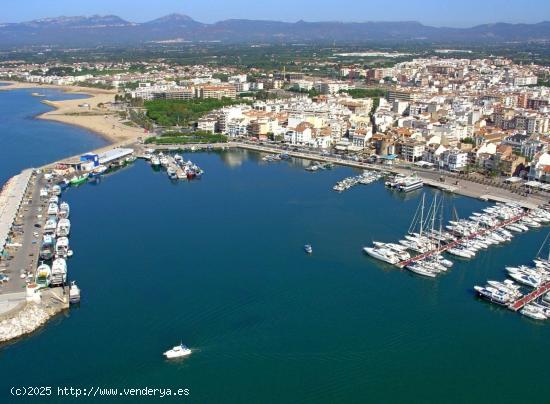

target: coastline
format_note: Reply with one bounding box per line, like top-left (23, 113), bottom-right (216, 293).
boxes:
top-left (0, 81), bottom-right (144, 145)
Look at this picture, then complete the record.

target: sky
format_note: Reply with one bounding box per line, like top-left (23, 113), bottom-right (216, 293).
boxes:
top-left (2, 0), bottom-right (549, 27)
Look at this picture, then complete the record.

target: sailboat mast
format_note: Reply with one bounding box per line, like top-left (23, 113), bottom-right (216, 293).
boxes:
top-left (419, 194), bottom-right (425, 236)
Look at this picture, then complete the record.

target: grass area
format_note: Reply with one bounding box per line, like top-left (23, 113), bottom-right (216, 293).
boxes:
top-left (145, 98), bottom-right (242, 127)
top-left (145, 131), bottom-right (228, 145)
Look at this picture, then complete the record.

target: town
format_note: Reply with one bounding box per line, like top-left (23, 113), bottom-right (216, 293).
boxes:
top-left (2, 55), bottom-right (549, 190)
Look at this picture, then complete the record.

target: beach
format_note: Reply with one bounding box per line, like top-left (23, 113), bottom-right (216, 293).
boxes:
top-left (0, 81), bottom-right (144, 144)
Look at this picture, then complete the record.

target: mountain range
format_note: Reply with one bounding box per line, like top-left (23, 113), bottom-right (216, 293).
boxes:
top-left (0, 14), bottom-right (549, 46)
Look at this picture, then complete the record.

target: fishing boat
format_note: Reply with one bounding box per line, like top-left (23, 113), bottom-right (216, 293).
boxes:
top-left (36, 263), bottom-right (51, 288)
top-left (47, 202), bottom-right (59, 216)
top-left (69, 281), bottom-right (81, 304)
top-left (39, 235), bottom-right (55, 260)
top-left (89, 165), bottom-right (107, 177)
top-left (51, 184), bottom-right (62, 196)
top-left (50, 258), bottom-right (67, 286)
top-left (69, 174), bottom-right (88, 186)
top-left (56, 218), bottom-right (71, 237)
top-left (151, 155), bottom-right (161, 166)
top-left (163, 343), bottom-right (192, 359)
top-left (44, 218), bottom-right (58, 235)
top-left (58, 202), bottom-right (70, 219)
top-left (55, 237), bottom-right (70, 258)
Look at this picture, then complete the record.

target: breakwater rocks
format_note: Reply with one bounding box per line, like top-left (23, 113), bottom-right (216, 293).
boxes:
top-left (0, 302), bottom-right (64, 343)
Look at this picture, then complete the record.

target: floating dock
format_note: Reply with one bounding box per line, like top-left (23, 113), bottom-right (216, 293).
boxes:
top-left (508, 281), bottom-right (550, 311)
top-left (396, 211), bottom-right (528, 268)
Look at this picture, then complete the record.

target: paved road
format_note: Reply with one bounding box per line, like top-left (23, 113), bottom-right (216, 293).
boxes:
top-left (0, 172), bottom-right (46, 296)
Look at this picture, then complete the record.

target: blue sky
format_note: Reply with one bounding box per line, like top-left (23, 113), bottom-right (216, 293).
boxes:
top-left (3, 0), bottom-right (549, 27)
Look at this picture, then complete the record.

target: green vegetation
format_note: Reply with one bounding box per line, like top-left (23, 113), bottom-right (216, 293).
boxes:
top-left (145, 98), bottom-right (241, 127)
top-left (145, 131), bottom-right (228, 145)
top-left (461, 137), bottom-right (476, 145)
top-left (288, 87), bottom-right (321, 98)
top-left (340, 88), bottom-right (387, 98)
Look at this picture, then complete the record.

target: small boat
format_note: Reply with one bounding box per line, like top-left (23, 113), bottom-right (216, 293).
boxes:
top-left (69, 174), bottom-right (88, 186)
top-left (51, 185), bottom-right (62, 196)
top-left (304, 244), bottom-right (313, 254)
top-left (520, 304), bottom-right (548, 320)
top-left (36, 263), bottom-right (51, 288)
top-left (58, 201), bottom-right (70, 219)
top-left (69, 281), bottom-right (81, 304)
top-left (163, 343), bottom-right (192, 359)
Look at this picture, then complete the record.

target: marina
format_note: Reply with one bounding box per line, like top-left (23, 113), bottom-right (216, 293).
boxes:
top-left (3, 146), bottom-right (550, 402)
top-left (364, 192), bottom-right (549, 279)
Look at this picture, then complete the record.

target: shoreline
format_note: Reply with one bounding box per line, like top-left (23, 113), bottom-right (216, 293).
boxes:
top-left (0, 81), bottom-right (143, 145)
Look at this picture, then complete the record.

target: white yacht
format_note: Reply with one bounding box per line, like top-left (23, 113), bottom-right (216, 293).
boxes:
top-left (507, 271), bottom-right (541, 288)
top-left (487, 280), bottom-right (522, 298)
top-left (51, 258), bottom-right (67, 286)
top-left (474, 285), bottom-right (512, 305)
top-left (56, 218), bottom-right (71, 237)
top-left (363, 247), bottom-right (400, 265)
top-left (58, 201), bottom-right (70, 219)
top-left (151, 155), bottom-right (161, 166)
top-left (69, 281), bottom-right (81, 304)
top-left (406, 263), bottom-right (437, 278)
top-left (55, 237), bottom-right (70, 258)
top-left (163, 343), bottom-right (192, 359)
top-left (397, 176), bottom-right (424, 192)
top-left (44, 218), bottom-right (58, 234)
top-left (520, 304), bottom-right (548, 320)
top-left (47, 202), bottom-right (59, 216)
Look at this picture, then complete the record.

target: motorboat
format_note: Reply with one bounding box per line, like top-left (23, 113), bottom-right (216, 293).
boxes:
top-left (163, 343), bottom-right (192, 359)
top-left (69, 174), bottom-right (88, 186)
top-left (55, 237), bottom-right (70, 258)
top-left (51, 185), bottom-right (62, 196)
top-left (447, 247), bottom-right (475, 259)
top-left (397, 176), bottom-right (423, 193)
top-left (507, 272), bottom-right (541, 288)
top-left (35, 263), bottom-right (51, 288)
top-left (51, 258), bottom-right (67, 286)
top-left (406, 263), bottom-right (437, 278)
top-left (487, 280), bottom-right (522, 298)
top-left (304, 244), bottom-right (313, 254)
top-left (151, 155), bottom-right (161, 166)
top-left (47, 203), bottom-right (59, 216)
top-left (44, 218), bottom-right (58, 234)
top-left (520, 304), bottom-right (548, 320)
top-left (69, 281), bottom-right (81, 304)
top-left (58, 202), bottom-right (70, 219)
top-left (474, 285), bottom-right (512, 305)
top-left (363, 247), bottom-right (400, 265)
top-left (39, 235), bottom-right (55, 260)
top-left (56, 218), bottom-right (71, 237)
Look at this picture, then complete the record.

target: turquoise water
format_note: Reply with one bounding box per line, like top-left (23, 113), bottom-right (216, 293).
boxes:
top-left (1, 149), bottom-right (550, 403)
top-left (0, 88), bottom-right (107, 185)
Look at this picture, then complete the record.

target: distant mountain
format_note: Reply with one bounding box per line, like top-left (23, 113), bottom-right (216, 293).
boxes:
top-left (0, 14), bottom-right (549, 46)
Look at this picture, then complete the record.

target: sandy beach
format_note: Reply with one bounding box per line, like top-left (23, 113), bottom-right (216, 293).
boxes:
top-left (0, 81), bottom-right (145, 144)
